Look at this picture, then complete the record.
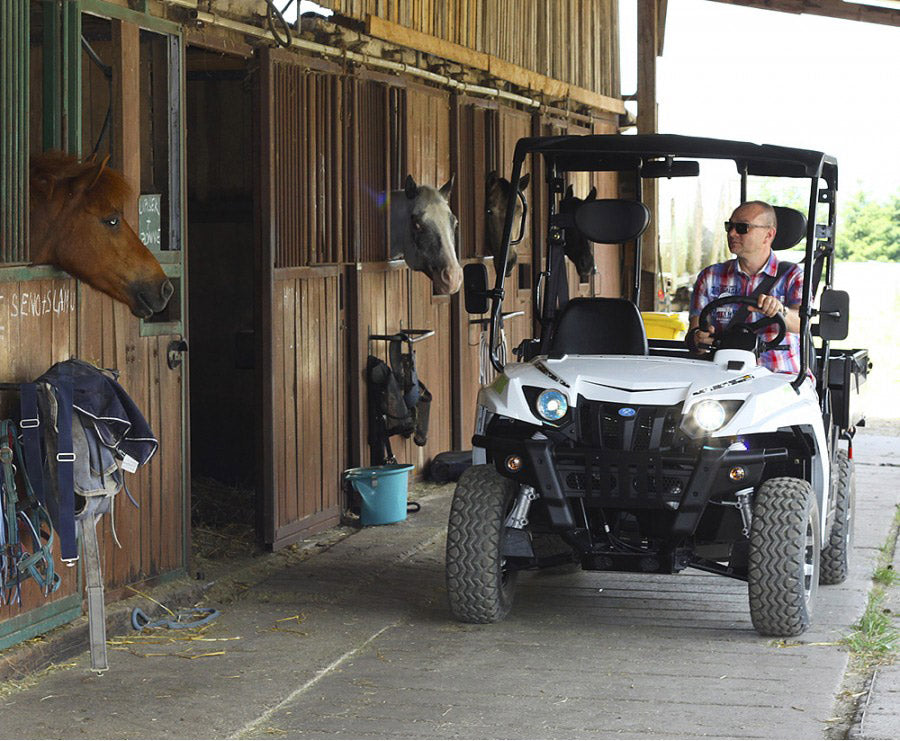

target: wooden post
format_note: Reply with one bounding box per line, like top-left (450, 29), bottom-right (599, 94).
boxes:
top-left (111, 19), bottom-right (140, 226)
top-left (637, 0), bottom-right (660, 310)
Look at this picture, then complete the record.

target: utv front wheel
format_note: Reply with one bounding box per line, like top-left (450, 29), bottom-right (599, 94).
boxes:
top-left (748, 477), bottom-right (821, 636)
top-left (820, 450), bottom-right (855, 585)
top-left (445, 464), bottom-right (518, 623)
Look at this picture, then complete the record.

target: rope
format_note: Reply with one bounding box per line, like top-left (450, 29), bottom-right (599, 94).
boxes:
top-left (266, 0), bottom-right (295, 48)
top-left (0, 419), bottom-right (60, 605)
top-left (131, 606), bottom-right (221, 631)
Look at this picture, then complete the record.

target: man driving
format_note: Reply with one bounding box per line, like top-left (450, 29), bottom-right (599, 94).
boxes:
top-left (687, 200), bottom-right (803, 374)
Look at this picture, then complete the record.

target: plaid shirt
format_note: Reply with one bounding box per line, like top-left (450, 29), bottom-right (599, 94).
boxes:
top-left (690, 251), bottom-right (804, 373)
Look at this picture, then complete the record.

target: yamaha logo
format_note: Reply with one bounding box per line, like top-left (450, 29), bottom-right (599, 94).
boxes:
top-left (618, 407), bottom-right (636, 418)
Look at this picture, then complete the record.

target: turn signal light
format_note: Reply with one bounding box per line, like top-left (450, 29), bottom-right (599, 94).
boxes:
top-left (729, 466), bottom-right (747, 482)
top-left (505, 455), bottom-right (523, 472)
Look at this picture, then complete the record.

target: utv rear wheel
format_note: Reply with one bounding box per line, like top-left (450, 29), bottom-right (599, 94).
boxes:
top-left (748, 477), bottom-right (821, 637)
top-left (445, 464), bottom-right (518, 623)
top-left (820, 451), bottom-right (855, 585)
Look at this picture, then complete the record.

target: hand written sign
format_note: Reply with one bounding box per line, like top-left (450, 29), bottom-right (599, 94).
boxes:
top-left (139, 194), bottom-right (162, 250)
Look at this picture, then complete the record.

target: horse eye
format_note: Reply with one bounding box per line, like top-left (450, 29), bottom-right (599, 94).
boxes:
top-left (103, 215), bottom-right (120, 228)
top-left (412, 218), bottom-right (423, 232)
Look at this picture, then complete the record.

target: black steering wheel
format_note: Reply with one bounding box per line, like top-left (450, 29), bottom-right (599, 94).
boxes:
top-left (696, 295), bottom-right (786, 353)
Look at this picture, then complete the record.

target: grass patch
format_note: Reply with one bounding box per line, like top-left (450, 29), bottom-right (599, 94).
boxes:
top-left (873, 564), bottom-right (897, 588)
top-left (843, 588), bottom-right (897, 662)
top-left (841, 504), bottom-right (900, 669)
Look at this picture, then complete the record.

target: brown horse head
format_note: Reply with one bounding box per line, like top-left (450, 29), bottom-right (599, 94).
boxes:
top-left (559, 184), bottom-right (598, 282)
top-left (29, 152), bottom-right (173, 318)
top-left (486, 171), bottom-right (530, 278)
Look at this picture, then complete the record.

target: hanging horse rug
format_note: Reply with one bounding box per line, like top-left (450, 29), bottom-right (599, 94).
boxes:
top-left (1, 358), bottom-right (157, 672)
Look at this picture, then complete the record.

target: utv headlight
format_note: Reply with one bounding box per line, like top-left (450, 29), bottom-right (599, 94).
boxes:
top-left (536, 389), bottom-right (568, 422)
top-left (691, 399), bottom-right (727, 432)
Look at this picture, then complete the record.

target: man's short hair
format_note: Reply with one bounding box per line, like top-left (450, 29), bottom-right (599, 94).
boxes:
top-left (739, 200), bottom-right (777, 228)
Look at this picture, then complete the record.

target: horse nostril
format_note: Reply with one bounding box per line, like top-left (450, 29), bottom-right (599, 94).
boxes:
top-left (160, 279), bottom-right (174, 302)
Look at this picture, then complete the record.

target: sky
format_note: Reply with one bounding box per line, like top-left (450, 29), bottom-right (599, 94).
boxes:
top-left (621, 0), bottom-right (900, 198)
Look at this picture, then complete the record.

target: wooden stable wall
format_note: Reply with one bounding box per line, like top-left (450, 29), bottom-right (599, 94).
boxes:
top-left (259, 43), bottom-right (624, 546)
top-left (1, 6), bottom-right (186, 646)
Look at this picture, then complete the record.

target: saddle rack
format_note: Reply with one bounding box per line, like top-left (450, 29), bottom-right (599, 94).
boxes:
top-left (365, 329), bottom-right (434, 467)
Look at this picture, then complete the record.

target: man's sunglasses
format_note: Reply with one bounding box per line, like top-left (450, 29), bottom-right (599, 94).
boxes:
top-left (724, 221), bottom-right (771, 235)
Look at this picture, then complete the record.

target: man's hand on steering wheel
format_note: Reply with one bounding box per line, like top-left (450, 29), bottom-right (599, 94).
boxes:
top-left (691, 295), bottom-right (787, 354)
top-left (756, 293), bottom-right (787, 319)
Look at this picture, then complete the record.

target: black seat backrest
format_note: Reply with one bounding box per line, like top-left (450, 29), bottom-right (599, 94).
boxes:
top-left (772, 206), bottom-right (806, 250)
top-left (548, 297), bottom-right (648, 357)
top-left (574, 199), bottom-right (651, 243)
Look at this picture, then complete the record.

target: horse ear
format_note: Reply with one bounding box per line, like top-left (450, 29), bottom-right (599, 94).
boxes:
top-left (586, 186), bottom-right (597, 201)
top-left (404, 174), bottom-right (418, 200)
top-left (517, 173), bottom-right (530, 191)
top-left (73, 155), bottom-right (109, 195)
top-left (564, 185), bottom-right (574, 199)
top-left (439, 173), bottom-right (455, 201)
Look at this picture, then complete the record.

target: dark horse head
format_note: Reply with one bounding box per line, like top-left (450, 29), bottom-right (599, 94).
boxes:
top-left (29, 152), bottom-right (173, 318)
top-left (486, 171), bottom-right (530, 278)
top-left (559, 184), bottom-right (597, 282)
top-left (390, 174), bottom-right (462, 295)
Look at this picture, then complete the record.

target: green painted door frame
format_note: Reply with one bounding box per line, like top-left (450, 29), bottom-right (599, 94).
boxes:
top-left (1, 0), bottom-right (30, 263)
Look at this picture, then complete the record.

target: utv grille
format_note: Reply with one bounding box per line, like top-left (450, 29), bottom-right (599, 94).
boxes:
top-left (557, 450), bottom-right (694, 507)
top-left (565, 471), bottom-right (686, 495)
top-left (577, 400), bottom-right (684, 451)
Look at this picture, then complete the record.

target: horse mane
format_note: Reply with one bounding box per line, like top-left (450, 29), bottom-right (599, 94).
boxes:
top-left (30, 151), bottom-right (132, 207)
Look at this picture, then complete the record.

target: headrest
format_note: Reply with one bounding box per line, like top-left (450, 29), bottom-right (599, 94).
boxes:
top-left (574, 199), bottom-right (650, 244)
top-left (772, 206), bottom-right (807, 250)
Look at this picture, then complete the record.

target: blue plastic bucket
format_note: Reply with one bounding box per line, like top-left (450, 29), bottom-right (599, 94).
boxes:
top-left (344, 464), bottom-right (414, 526)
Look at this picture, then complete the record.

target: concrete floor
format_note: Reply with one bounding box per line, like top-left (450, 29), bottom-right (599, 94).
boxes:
top-left (0, 427), bottom-right (896, 739)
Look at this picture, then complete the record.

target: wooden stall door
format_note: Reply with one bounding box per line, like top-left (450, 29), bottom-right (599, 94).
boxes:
top-left (267, 271), bottom-right (345, 547)
top-left (260, 48), bottom-right (346, 548)
top-left (397, 83), bottom-right (453, 470)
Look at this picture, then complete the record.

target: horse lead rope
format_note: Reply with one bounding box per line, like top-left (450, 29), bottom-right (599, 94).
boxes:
top-left (0, 419), bottom-right (61, 606)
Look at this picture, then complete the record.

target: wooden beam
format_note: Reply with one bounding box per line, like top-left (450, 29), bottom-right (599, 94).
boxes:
top-left (366, 14), bottom-right (490, 71)
top-left (637, 0), bottom-right (659, 309)
top-left (365, 14), bottom-right (625, 115)
top-left (658, 0), bottom-right (669, 56)
top-left (704, 0), bottom-right (900, 28)
top-left (636, 0), bottom-right (658, 135)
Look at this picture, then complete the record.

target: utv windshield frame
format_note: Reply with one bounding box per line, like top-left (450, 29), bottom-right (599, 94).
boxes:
top-left (489, 133), bottom-right (840, 392)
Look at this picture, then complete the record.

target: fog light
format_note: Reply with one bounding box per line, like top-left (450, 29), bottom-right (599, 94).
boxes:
top-left (505, 455), bottom-right (523, 472)
top-left (729, 466), bottom-right (746, 482)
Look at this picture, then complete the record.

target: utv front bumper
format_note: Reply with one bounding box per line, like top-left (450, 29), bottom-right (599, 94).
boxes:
top-left (473, 431), bottom-right (789, 539)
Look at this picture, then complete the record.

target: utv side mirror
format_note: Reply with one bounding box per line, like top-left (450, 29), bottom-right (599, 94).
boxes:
top-left (815, 289), bottom-right (850, 341)
top-left (463, 263), bottom-right (490, 314)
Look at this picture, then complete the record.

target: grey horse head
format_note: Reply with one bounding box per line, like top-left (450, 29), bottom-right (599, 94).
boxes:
top-left (559, 184), bottom-right (597, 282)
top-left (390, 174), bottom-right (462, 295)
top-left (486, 171), bottom-right (530, 278)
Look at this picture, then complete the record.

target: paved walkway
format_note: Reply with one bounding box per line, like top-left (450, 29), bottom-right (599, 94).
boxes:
top-left (0, 428), bottom-right (896, 739)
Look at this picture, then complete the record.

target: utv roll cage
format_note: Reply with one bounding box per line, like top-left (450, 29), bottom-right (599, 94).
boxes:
top-left (484, 134), bottom-right (843, 394)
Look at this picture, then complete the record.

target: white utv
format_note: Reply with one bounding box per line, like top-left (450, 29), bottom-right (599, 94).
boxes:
top-left (447, 135), bottom-right (869, 636)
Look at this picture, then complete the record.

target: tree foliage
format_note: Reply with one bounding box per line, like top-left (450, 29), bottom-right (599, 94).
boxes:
top-left (836, 190), bottom-right (900, 262)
